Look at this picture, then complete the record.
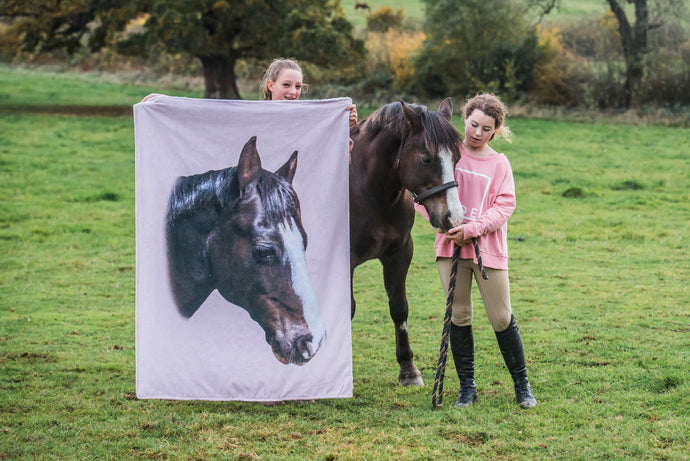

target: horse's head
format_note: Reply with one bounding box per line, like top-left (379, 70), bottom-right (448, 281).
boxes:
top-left (207, 137), bottom-right (326, 365)
top-left (398, 98), bottom-right (463, 232)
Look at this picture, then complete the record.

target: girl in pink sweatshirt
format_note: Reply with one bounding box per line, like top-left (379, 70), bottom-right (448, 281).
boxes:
top-left (418, 94), bottom-right (536, 408)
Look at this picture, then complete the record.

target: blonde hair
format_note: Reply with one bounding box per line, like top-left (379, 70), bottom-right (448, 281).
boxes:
top-left (463, 94), bottom-right (512, 142)
top-left (259, 58), bottom-right (305, 100)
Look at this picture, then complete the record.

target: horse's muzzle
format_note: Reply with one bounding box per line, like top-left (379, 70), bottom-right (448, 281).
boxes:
top-left (272, 331), bottom-right (327, 365)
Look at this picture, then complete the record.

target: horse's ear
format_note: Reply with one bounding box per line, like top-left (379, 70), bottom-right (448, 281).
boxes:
top-left (276, 150), bottom-right (298, 184)
top-left (438, 97), bottom-right (453, 121)
top-left (237, 136), bottom-right (262, 192)
top-left (401, 101), bottom-right (423, 134)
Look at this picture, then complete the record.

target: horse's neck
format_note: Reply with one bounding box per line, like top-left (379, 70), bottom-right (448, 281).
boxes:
top-left (353, 132), bottom-right (407, 205)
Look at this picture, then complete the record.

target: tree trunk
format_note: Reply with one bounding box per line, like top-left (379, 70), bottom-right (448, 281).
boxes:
top-left (606, 0), bottom-right (648, 107)
top-left (200, 55), bottom-right (241, 100)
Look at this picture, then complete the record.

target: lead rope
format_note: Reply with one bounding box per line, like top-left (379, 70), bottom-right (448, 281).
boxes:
top-left (472, 237), bottom-right (488, 281)
top-left (431, 238), bottom-right (487, 408)
top-left (431, 244), bottom-right (460, 408)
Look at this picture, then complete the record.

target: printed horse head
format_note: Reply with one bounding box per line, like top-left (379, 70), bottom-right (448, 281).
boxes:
top-left (165, 136), bottom-right (326, 365)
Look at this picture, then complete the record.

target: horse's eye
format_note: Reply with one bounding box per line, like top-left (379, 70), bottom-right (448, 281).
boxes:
top-left (421, 154), bottom-right (432, 165)
top-left (253, 245), bottom-right (277, 264)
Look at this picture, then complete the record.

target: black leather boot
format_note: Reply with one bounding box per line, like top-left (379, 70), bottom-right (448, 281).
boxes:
top-left (450, 323), bottom-right (478, 407)
top-left (495, 315), bottom-right (537, 408)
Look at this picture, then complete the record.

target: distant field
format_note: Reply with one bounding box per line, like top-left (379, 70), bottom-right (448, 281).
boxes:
top-left (547, 0), bottom-right (609, 19)
top-left (0, 65), bottom-right (194, 107)
top-left (342, 0), bottom-right (611, 30)
top-left (342, 0), bottom-right (425, 30)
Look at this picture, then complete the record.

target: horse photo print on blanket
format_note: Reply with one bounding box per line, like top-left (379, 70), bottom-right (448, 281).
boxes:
top-left (134, 96), bottom-right (353, 401)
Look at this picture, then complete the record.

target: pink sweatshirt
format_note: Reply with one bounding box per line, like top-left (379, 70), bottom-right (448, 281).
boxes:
top-left (416, 149), bottom-right (516, 270)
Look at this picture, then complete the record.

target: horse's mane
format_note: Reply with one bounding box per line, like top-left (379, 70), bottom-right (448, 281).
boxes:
top-left (358, 102), bottom-right (461, 153)
top-left (253, 171), bottom-right (299, 225)
top-left (167, 167), bottom-right (298, 225)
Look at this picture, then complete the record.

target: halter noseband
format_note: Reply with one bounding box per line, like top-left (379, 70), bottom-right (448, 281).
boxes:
top-left (411, 181), bottom-right (458, 204)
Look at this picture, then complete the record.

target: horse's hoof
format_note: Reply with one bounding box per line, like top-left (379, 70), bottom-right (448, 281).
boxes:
top-left (399, 375), bottom-right (424, 387)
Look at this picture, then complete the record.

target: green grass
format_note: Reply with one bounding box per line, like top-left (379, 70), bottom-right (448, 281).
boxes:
top-left (1, 67), bottom-right (689, 460)
top-left (0, 64), bottom-right (198, 108)
top-left (340, 0), bottom-right (610, 31)
top-left (539, 0), bottom-right (609, 21)
top-left (342, 0), bottom-right (425, 30)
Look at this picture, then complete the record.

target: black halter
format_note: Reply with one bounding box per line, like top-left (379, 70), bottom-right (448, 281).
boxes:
top-left (411, 181), bottom-right (458, 204)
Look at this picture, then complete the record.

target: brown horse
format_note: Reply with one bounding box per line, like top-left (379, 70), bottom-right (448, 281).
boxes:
top-left (349, 98), bottom-right (463, 386)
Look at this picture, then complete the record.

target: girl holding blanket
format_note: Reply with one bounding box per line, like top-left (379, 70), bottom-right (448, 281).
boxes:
top-left (419, 93), bottom-right (537, 409)
top-left (143, 58), bottom-right (357, 127)
top-left (259, 58), bottom-right (357, 127)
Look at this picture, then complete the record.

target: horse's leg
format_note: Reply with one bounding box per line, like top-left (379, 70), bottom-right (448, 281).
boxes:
top-left (381, 239), bottom-right (424, 387)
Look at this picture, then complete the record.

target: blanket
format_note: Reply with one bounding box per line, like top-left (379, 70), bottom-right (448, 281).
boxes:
top-left (134, 96), bottom-right (353, 401)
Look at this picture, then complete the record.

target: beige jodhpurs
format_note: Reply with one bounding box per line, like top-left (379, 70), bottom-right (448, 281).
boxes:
top-left (437, 257), bottom-right (513, 332)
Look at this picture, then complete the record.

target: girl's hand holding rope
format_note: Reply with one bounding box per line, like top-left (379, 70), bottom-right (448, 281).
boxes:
top-left (441, 225), bottom-right (472, 247)
top-left (440, 225), bottom-right (488, 280)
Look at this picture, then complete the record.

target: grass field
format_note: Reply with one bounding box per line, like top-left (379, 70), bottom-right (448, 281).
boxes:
top-left (1, 67), bottom-right (689, 459)
top-left (341, 0), bottom-right (610, 30)
top-left (342, 0), bottom-right (425, 30)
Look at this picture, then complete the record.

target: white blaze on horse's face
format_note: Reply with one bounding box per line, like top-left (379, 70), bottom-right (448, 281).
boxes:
top-left (278, 219), bottom-right (327, 356)
top-left (440, 146), bottom-right (464, 228)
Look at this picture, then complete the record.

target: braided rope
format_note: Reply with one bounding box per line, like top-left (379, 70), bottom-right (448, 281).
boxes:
top-left (431, 244), bottom-right (461, 408)
top-left (472, 237), bottom-right (488, 280)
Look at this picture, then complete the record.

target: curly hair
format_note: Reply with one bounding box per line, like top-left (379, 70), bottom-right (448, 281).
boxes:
top-left (463, 94), bottom-right (512, 141)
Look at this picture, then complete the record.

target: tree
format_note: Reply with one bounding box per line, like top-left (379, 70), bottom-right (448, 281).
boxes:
top-left (605, 0), bottom-right (651, 107)
top-left (0, 1), bottom-right (137, 56)
top-left (365, 7), bottom-right (404, 33)
top-left (0, 0), bottom-right (365, 99)
top-left (528, 0), bottom-right (687, 107)
top-left (414, 0), bottom-right (542, 100)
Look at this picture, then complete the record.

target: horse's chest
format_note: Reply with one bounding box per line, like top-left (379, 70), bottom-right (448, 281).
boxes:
top-left (351, 215), bottom-right (410, 262)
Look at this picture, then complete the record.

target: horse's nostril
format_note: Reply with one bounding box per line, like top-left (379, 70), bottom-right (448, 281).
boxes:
top-left (303, 341), bottom-right (315, 359)
top-left (294, 334), bottom-right (316, 362)
top-left (438, 214), bottom-right (452, 232)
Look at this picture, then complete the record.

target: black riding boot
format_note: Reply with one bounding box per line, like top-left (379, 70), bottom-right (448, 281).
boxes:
top-left (495, 315), bottom-right (537, 408)
top-left (450, 323), bottom-right (478, 407)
